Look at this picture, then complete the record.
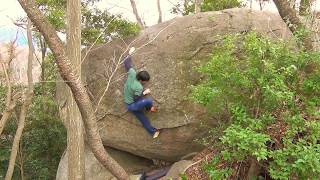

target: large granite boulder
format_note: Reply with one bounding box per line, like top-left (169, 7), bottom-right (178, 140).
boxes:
top-left (57, 8), bottom-right (292, 162)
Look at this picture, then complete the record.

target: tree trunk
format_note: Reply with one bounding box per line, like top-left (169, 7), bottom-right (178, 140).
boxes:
top-left (0, 63), bottom-right (13, 135)
top-left (299, 0), bottom-right (311, 16)
top-left (273, 0), bottom-right (313, 51)
top-left (66, 0), bottom-right (85, 179)
top-left (130, 0), bottom-right (144, 28)
top-left (0, 42), bottom-right (19, 136)
top-left (18, 141), bottom-right (25, 180)
top-left (5, 18), bottom-right (34, 180)
top-left (195, 0), bottom-right (202, 13)
top-left (247, 158), bottom-right (261, 179)
top-left (157, 0), bottom-right (162, 23)
top-left (259, 0), bottom-right (263, 11)
top-left (17, 0), bottom-right (129, 179)
top-left (39, 35), bottom-right (47, 96)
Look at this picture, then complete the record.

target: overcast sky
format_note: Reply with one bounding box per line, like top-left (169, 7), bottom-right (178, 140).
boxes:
top-left (1, 0), bottom-right (319, 44)
top-left (0, 1), bottom-right (276, 31)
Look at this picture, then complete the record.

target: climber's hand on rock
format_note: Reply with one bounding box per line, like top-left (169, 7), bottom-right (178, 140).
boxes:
top-left (129, 47), bottom-right (135, 55)
top-left (143, 88), bottom-right (151, 95)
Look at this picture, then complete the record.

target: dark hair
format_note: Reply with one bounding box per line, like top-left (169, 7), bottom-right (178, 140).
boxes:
top-left (136, 71), bottom-right (150, 81)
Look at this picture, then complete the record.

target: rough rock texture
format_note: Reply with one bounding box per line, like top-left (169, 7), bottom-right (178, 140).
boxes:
top-left (56, 145), bottom-right (153, 180)
top-left (160, 160), bottom-right (193, 179)
top-left (57, 8), bottom-right (292, 162)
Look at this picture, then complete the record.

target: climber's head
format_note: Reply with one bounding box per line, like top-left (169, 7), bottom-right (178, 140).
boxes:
top-left (136, 70), bottom-right (150, 84)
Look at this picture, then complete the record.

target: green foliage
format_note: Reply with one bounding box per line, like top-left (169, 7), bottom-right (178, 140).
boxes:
top-left (180, 174), bottom-right (188, 180)
top-left (35, 0), bottom-right (139, 44)
top-left (269, 141), bottom-right (320, 180)
top-left (191, 32), bottom-right (320, 179)
top-left (172, 0), bottom-right (243, 15)
top-left (36, 0), bottom-right (67, 30)
top-left (0, 118), bottom-right (21, 180)
top-left (204, 156), bottom-right (232, 179)
top-left (0, 85), bottom-right (6, 112)
top-left (0, 54), bottom-right (66, 179)
top-left (82, 8), bottom-right (140, 45)
top-left (221, 124), bottom-right (270, 161)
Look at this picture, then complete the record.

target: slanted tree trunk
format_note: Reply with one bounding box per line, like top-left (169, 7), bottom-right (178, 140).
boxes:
top-left (195, 0), bottom-right (202, 13)
top-left (273, 0), bottom-right (313, 50)
top-left (5, 18), bottom-right (34, 180)
top-left (157, 0), bottom-right (162, 23)
top-left (17, 0), bottom-right (129, 179)
top-left (130, 0), bottom-right (144, 28)
top-left (66, 0), bottom-right (85, 179)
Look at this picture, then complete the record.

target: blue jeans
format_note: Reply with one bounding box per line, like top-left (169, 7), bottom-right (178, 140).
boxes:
top-left (127, 98), bottom-right (157, 135)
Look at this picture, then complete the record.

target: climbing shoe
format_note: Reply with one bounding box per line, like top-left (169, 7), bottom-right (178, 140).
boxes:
top-left (153, 129), bottom-right (160, 138)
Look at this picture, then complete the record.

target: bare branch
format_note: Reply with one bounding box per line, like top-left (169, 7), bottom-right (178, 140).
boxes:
top-left (133, 21), bottom-right (176, 54)
top-left (0, 40), bottom-right (20, 136)
top-left (80, 16), bottom-right (117, 69)
top-left (5, 18), bottom-right (34, 180)
top-left (94, 21), bottom-right (175, 112)
top-left (166, 0), bottom-right (184, 14)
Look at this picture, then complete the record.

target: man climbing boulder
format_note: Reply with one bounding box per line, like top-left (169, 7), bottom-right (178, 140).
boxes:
top-left (123, 47), bottom-right (160, 138)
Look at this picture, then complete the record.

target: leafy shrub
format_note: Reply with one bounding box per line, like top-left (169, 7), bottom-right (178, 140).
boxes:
top-left (191, 32), bottom-right (320, 179)
top-left (0, 54), bottom-right (66, 179)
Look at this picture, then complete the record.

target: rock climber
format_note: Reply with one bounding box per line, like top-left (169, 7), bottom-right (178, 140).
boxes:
top-left (123, 47), bottom-right (160, 138)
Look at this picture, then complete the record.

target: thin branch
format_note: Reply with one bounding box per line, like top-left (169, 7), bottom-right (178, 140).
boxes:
top-left (134, 21), bottom-right (176, 54)
top-left (13, 22), bottom-right (42, 66)
top-left (0, 40), bottom-right (19, 135)
top-left (95, 51), bottom-right (121, 113)
top-left (5, 18), bottom-right (34, 180)
top-left (94, 21), bottom-right (176, 112)
top-left (0, 64), bottom-right (13, 134)
top-left (80, 16), bottom-right (117, 67)
top-left (167, 0), bottom-right (184, 14)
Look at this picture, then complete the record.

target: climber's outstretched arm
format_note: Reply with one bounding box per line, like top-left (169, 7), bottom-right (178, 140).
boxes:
top-left (124, 55), bottom-right (133, 71)
top-left (124, 47), bottom-right (136, 71)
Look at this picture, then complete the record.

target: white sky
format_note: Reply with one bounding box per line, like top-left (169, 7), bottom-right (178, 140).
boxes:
top-left (96, 0), bottom-right (179, 25)
top-left (0, 0), bottom-right (26, 27)
top-left (1, 0), bottom-right (320, 43)
top-left (95, 0), bottom-right (279, 25)
top-left (0, 0), bottom-right (278, 28)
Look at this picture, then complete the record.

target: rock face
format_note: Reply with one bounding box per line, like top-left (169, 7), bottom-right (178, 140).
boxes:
top-left (160, 160), bottom-right (193, 179)
top-left (56, 145), bottom-right (153, 180)
top-left (57, 8), bottom-right (292, 163)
